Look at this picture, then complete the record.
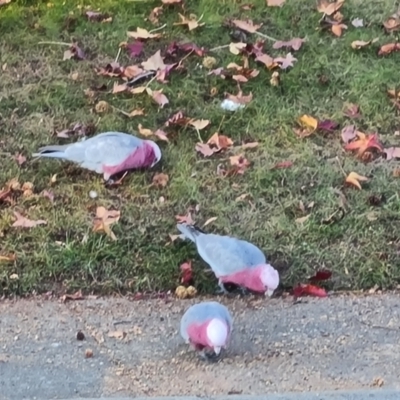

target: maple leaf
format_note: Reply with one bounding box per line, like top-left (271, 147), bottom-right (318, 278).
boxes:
top-left (255, 53), bottom-right (277, 69)
top-left (92, 206), bottom-right (120, 241)
top-left (174, 13), bottom-right (205, 31)
top-left (316, 0), bottom-right (345, 16)
top-left (152, 172), bottom-right (169, 187)
top-left (274, 52), bottom-right (297, 69)
top-left (166, 41), bottom-right (206, 57)
top-left (384, 147), bottom-right (400, 161)
top-left (229, 154), bottom-right (250, 174)
top-left (63, 43), bottom-right (85, 61)
top-left (231, 19), bottom-right (262, 33)
top-left (141, 50), bottom-right (166, 71)
top-left (188, 119), bottom-right (210, 130)
top-left (180, 260), bottom-right (194, 285)
top-left (341, 125), bottom-right (357, 144)
top-left (318, 119), bottom-right (339, 132)
top-left (12, 212), bottom-right (47, 228)
top-left (273, 38), bottom-right (305, 51)
top-left (266, 0), bottom-right (285, 6)
top-left (147, 88), bottom-right (169, 108)
top-left (378, 43), bottom-right (400, 56)
top-left (229, 42), bottom-right (247, 55)
top-left (85, 11), bottom-right (112, 23)
top-left (225, 90), bottom-right (253, 105)
top-left (155, 63), bottom-right (177, 83)
top-left (127, 27), bottom-right (162, 39)
top-left (345, 172), bottom-right (368, 190)
top-left (126, 41), bottom-right (144, 57)
top-left (293, 284), bottom-right (327, 298)
top-left (207, 132), bottom-right (234, 149)
top-left (344, 132), bottom-right (384, 156)
top-left (294, 115), bottom-right (318, 137)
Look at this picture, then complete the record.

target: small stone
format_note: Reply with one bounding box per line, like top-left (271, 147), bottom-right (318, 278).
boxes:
top-left (76, 331), bottom-right (85, 341)
top-left (85, 348), bottom-right (93, 358)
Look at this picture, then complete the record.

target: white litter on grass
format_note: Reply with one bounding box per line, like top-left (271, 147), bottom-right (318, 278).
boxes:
top-left (220, 99), bottom-right (245, 111)
top-left (351, 18), bottom-right (364, 28)
top-left (89, 190), bottom-right (98, 199)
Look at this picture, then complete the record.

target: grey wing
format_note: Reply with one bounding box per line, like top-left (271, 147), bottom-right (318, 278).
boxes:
top-left (65, 132), bottom-right (142, 172)
top-left (195, 234), bottom-right (266, 277)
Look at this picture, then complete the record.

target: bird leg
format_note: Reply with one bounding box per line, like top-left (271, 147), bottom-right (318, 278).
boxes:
top-left (215, 280), bottom-right (229, 295)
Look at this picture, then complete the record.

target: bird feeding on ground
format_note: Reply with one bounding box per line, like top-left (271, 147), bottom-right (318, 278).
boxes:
top-left (32, 131), bottom-right (162, 182)
top-left (176, 223), bottom-right (280, 296)
top-left (180, 301), bottom-right (233, 361)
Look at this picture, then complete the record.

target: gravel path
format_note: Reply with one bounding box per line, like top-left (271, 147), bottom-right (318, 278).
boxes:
top-left (1, 294), bottom-right (400, 400)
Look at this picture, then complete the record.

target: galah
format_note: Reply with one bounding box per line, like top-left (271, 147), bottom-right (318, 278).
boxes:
top-left (32, 132), bottom-right (162, 181)
top-left (180, 301), bottom-right (233, 360)
top-left (176, 223), bottom-right (279, 296)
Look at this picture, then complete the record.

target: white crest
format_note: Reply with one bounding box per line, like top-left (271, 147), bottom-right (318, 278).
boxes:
top-left (206, 318), bottom-right (228, 347)
top-left (260, 264), bottom-right (280, 292)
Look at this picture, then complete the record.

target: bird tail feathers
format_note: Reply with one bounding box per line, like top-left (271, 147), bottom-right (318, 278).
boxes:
top-left (32, 144), bottom-right (71, 159)
top-left (176, 223), bottom-right (203, 242)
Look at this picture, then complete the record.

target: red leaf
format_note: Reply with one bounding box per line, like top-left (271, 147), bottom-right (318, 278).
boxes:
top-left (293, 284), bottom-right (327, 298)
top-left (166, 41), bottom-right (206, 57)
top-left (317, 120), bottom-right (339, 132)
top-left (309, 270), bottom-right (332, 281)
top-left (126, 41), bottom-right (144, 57)
top-left (180, 260), bottom-right (194, 285)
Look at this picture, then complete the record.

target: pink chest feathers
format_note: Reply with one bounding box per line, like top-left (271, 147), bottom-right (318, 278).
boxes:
top-left (102, 142), bottom-right (155, 176)
top-left (187, 319), bottom-right (230, 349)
top-left (220, 266), bottom-right (265, 293)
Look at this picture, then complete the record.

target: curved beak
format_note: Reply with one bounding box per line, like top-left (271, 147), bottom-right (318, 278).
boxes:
top-left (213, 346), bottom-right (221, 355)
top-left (266, 288), bottom-right (274, 297)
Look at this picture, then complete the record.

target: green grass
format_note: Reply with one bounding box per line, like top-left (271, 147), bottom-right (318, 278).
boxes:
top-left (1, 0), bottom-right (400, 296)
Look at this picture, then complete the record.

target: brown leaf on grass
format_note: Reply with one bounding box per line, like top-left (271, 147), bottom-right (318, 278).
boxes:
top-left (229, 42), bottom-right (247, 55)
top-left (95, 62), bottom-right (124, 77)
top-left (343, 104), bottom-right (361, 118)
top-left (226, 62), bottom-right (260, 82)
top-left (317, 0), bottom-right (345, 15)
top-left (138, 124), bottom-right (154, 137)
top-left (266, 0), bottom-right (285, 6)
top-left (274, 53), bottom-right (297, 69)
top-left (154, 129), bottom-right (169, 142)
top-left (148, 6), bottom-right (163, 25)
top-left (345, 172), bottom-right (368, 190)
top-left (231, 19), bottom-right (262, 33)
top-left (85, 11), bottom-right (112, 23)
top-left (173, 13), bottom-right (205, 31)
top-left (152, 173), bottom-right (169, 187)
top-left (141, 50), bottom-right (166, 71)
top-left (147, 88), bottom-right (169, 108)
top-left (175, 212), bottom-right (194, 225)
top-left (128, 108), bottom-right (145, 117)
top-left (12, 212), bottom-right (47, 228)
top-left (378, 43), bottom-right (400, 56)
top-left (126, 41), bottom-right (145, 57)
top-left (63, 43), bottom-right (85, 61)
top-left (341, 125), bottom-right (357, 143)
top-left (273, 38), bottom-right (305, 51)
top-left (127, 27), bottom-right (162, 39)
top-left (351, 38), bottom-right (378, 49)
top-left (203, 216), bottom-right (218, 227)
top-left (14, 153), bottom-right (26, 166)
top-left (229, 154), bottom-right (250, 174)
top-left (225, 90), bottom-right (253, 105)
top-left (239, 142), bottom-right (259, 149)
top-left (344, 132), bottom-right (384, 156)
top-left (62, 290), bottom-right (84, 302)
top-left (0, 254), bottom-right (16, 262)
top-left (92, 206), bottom-right (120, 241)
top-left (166, 41), bottom-right (207, 57)
top-left (331, 23), bottom-right (347, 37)
top-left (384, 147), bottom-right (400, 161)
top-left (383, 13), bottom-right (400, 33)
top-left (196, 133), bottom-right (233, 157)
top-left (255, 53), bottom-right (278, 69)
top-left (294, 115), bottom-right (318, 138)
top-left (56, 122), bottom-right (96, 138)
top-left (164, 111), bottom-right (192, 127)
top-left (188, 119), bottom-right (210, 130)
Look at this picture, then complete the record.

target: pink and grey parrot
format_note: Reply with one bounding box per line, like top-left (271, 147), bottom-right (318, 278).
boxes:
top-left (32, 132), bottom-right (162, 181)
top-left (180, 301), bottom-right (233, 361)
top-left (177, 223), bottom-right (280, 296)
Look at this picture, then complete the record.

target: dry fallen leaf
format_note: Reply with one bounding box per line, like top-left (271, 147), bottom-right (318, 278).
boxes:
top-left (229, 42), bottom-right (247, 55)
top-left (274, 52), bottom-right (297, 69)
top-left (0, 254), bottom-right (16, 262)
top-left (317, 0), bottom-right (345, 15)
top-left (189, 119), bottom-right (210, 130)
top-left (203, 216), bottom-right (218, 227)
top-left (331, 23), bottom-right (347, 37)
top-left (345, 172), bottom-right (368, 190)
top-left (383, 14), bottom-right (400, 33)
top-left (273, 38), bottom-right (305, 51)
top-left (147, 88), bottom-right (169, 108)
top-left (92, 206), bottom-right (120, 241)
top-left (141, 50), bottom-right (166, 71)
top-left (384, 147), bottom-right (400, 161)
top-left (295, 115), bottom-right (318, 138)
top-left (378, 42), bottom-right (400, 56)
top-left (62, 290), bottom-right (85, 302)
top-left (174, 13), bottom-right (205, 31)
top-left (266, 0), bottom-right (285, 6)
top-left (344, 132), bottom-right (384, 156)
top-left (12, 212), bottom-right (47, 228)
top-left (175, 212), bottom-right (194, 225)
top-left (351, 38), bottom-right (378, 49)
top-left (231, 19), bottom-right (262, 33)
top-left (127, 27), bottom-right (162, 39)
top-left (295, 215), bottom-right (311, 224)
top-left (152, 172), bottom-right (169, 187)
top-left (225, 90), bottom-right (253, 105)
top-left (229, 154), bottom-right (250, 174)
